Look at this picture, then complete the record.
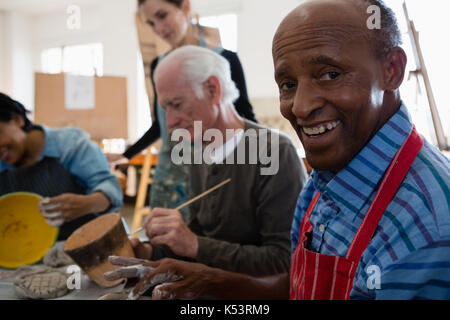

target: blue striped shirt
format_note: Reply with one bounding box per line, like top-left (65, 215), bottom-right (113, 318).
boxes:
top-left (291, 104), bottom-right (450, 300)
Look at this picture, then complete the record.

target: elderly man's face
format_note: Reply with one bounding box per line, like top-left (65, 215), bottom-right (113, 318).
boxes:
top-left (156, 67), bottom-right (217, 142)
top-left (273, 1), bottom-right (390, 172)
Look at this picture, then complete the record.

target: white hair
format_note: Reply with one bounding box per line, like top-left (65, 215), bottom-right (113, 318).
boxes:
top-left (154, 45), bottom-right (240, 105)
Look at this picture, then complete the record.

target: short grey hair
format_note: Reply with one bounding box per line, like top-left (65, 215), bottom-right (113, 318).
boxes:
top-left (362, 0), bottom-right (403, 56)
top-left (154, 45), bottom-right (240, 105)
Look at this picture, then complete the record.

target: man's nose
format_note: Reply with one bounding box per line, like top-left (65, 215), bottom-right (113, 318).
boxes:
top-left (292, 81), bottom-right (323, 120)
top-left (166, 109), bottom-right (180, 130)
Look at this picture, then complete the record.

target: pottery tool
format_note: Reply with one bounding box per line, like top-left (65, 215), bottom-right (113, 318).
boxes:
top-left (128, 178), bottom-right (231, 236)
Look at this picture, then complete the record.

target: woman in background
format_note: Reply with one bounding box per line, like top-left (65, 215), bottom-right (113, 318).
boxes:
top-left (0, 93), bottom-right (123, 240)
top-left (108, 0), bottom-right (257, 218)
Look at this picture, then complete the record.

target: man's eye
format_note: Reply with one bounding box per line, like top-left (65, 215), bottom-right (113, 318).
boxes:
top-left (157, 12), bottom-right (167, 20)
top-left (147, 20), bottom-right (155, 27)
top-left (320, 71), bottom-right (340, 81)
top-left (280, 81), bottom-right (296, 91)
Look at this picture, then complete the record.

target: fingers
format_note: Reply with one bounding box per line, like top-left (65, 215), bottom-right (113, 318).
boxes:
top-left (146, 222), bottom-right (176, 239)
top-left (39, 199), bottom-right (65, 227)
top-left (45, 218), bottom-right (64, 227)
top-left (149, 208), bottom-right (177, 217)
top-left (109, 256), bottom-right (150, 266)
top-left (104, 266), bottom-right (142, 281)
top-left (42, 211), bottom-right (62, 219)
top-left (149, 233), bottom-right (174, 247)
top-left (127, 279), bottom-right (154, 300)
top-left (105, 255), bottom-right (155, 282)
top-left (104, 264), bottom-right (154, 281)
top-left (144, 213), bottom-right (184, 240)
top-left (143, 208), bottom-right (178, 227)
top-left (152, 282), bottom-right (178, 300)
top-left (38, 198), bottom-right (61, 214)
top-left (44, 194), bottom-right (67, 204)
top-left (130, 269), bottom-right (182, 300)
top-left (38, 197), bottom-right (67, 226)
top-left (42, 211), bottom-right (64, 227)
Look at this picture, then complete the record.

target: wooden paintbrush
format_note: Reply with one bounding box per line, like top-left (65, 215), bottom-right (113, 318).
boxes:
top-left (128, 178), bottom-right (231, 236)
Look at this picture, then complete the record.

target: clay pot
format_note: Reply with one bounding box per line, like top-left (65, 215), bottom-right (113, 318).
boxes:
top-left (64, 213), bottom-right (135, 288)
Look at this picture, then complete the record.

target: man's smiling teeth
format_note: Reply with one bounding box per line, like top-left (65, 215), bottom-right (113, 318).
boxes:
top-left (303, 120), bottom-right (341, 136)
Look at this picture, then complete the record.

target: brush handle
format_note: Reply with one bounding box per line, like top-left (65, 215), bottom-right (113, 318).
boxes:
top-left (128, 178), bottom-right (231, 236)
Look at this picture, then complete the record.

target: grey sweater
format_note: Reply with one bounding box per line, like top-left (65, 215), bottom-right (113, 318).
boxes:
top-left (151, 120), bottom-right (307, 276)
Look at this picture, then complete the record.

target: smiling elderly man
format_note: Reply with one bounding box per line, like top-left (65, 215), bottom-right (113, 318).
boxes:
top-left (107, 0), bottom-right (450, 300)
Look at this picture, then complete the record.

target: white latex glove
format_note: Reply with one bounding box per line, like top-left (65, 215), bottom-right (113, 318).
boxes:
top-left (38, 197), bottom-right (65, 227)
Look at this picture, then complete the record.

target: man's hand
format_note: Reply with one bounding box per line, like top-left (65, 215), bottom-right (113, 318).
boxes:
top-left (141, 259), bottom-right (222, 300)
top-left (129, 238), bottom-right (153, 260)
top-left (105, 256), bottom-right (183, 300)
top-left (111, 258), bottom-right (219, 300)
top-left (106, 257), bottom-right (288, 300)
top-left (143, 208), bottom-right (198, 259)
top-left (38, 194), bottom-right (90, 226)
top-left (38, 192), bottom-right (110, 227)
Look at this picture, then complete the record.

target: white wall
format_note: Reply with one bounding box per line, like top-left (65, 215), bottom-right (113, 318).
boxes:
top-left (0, 10), bottom-right (34, 110)
top-left (238, 0), bottom-right (300, 100)
top-left (0, 11), bottom-right (6, 94)
top-left (193, 0), bottom-right (301, 118)
top-left (32, 0), bottom-right (146, 142)
top-left (10, 12), bottom-right (34, 111)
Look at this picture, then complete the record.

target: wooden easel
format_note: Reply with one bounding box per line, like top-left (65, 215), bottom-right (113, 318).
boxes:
top-left (403, 1), bottom-right (449, 151)
top-left (131, 146), bottom-right (154, 236)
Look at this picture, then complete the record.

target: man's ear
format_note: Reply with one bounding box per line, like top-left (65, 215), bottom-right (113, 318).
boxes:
top-left (382, 47), bottom-right (407, 91)
top-left (203, 76), bottom-right (222, 105)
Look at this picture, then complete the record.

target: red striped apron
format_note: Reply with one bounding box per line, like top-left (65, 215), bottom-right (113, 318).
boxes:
top-left (290, 127), bottom-right (423, 300)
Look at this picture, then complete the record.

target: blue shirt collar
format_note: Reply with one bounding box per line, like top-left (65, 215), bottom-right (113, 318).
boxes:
top-left (39, 125), bottom-right (60, 159)
top-left (310, 103), bottom-right (414, 217)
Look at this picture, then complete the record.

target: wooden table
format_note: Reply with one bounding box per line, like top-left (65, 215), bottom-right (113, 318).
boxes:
top-left (127, 153), bottom-right (158, 167)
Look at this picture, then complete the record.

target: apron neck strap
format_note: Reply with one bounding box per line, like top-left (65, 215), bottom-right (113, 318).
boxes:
top-left (346, 126), bottom-right (424, 261)
top-left (300, 193), bottom-right (320, 236)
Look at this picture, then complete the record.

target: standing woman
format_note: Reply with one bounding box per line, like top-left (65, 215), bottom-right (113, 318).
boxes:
top-left (111, 0), bottom-right (257, 217)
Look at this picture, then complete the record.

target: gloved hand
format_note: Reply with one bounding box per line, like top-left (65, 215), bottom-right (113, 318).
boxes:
top-left (104, 256), bottom-right (182, 300)
top-left (38, 193), bottom-right (106, 227)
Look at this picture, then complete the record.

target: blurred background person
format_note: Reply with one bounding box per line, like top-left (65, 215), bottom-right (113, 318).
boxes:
top-left (0, 92), bottom-right (123, 240)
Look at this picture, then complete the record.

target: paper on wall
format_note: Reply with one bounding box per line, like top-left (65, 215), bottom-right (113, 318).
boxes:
top-left (65, 74), bottom-right (95, 110)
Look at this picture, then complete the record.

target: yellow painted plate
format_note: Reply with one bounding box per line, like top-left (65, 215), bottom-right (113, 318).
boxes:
top-left (0, 192), bottom-right (58, 269)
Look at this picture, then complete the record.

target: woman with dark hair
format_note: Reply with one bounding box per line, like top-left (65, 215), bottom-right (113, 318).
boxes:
top-left (0, 93), bottom-right (123, 240)
top-left (109, 0), bottom-right (257, 217)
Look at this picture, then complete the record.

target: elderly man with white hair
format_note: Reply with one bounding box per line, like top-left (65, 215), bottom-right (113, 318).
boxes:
top-left (118, 45), bottom-right (307, 277)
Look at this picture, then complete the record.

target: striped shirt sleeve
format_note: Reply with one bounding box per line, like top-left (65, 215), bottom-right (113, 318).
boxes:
top-left (374, 239), bottom-right (450, 299)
